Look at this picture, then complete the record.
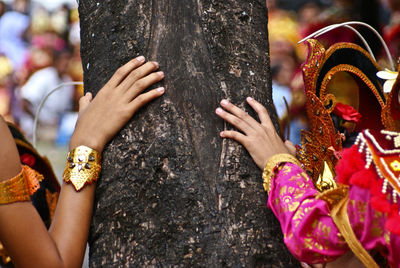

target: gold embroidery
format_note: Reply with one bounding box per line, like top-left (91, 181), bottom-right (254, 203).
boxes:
top-left (281, 165), bottom-right (293, 175)
top-left (282, 196), bottom-right (300, 212)
top-left (384, 231), bottom-right (391, 245)
top-left (279, 185), bottom-right (288, 197)
top-left (293, 187), bottom-right (307, 200)
top-left (356, 201), bottom-right (367, 223)
top-left (369, 210), bottom-right (384, 238)
top-left (390, 160), bottom-right (400, 171)
top-left (304, 237), bottom-right (325, 251)
top-left (331, 193), bottom-right (379, 268)
top-left (371, 227), bottom-right (383, 238)
top-left (316, 185), bottom-right (348, 210)
top-left (288, 186), bottom-right (295, 194)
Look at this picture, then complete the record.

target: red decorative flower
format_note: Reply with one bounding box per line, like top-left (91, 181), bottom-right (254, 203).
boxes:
top-left (333, 102), bottom-right (362, 123)
top-left (20, 153), bottom-right (36, 167)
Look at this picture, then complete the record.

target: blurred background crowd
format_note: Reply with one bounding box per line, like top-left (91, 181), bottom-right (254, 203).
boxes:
top-left (0, 0), bottom-right (80, 144)
top-left (0, 0), bottom-right (80, 178)
top-left (268, 0), bottom-right (400, 145)
top-left (0, 0), bottom-right (400, 164)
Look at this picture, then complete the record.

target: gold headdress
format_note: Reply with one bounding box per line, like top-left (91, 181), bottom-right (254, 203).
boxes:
top-left (297, 38), bottom-right (386, 192)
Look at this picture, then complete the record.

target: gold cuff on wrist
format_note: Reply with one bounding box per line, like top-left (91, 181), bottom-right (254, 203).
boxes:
top-left (62, 145), bottom-right (101, 191)
top-left (262, 153), bottom-right (301, 194)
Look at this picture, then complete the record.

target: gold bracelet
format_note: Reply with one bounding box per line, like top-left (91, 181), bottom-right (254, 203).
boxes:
top-left (262, 153), bottom-right (301, 194)
top-left (0, 167), bottom-right (30, 204)
top-left (62, 145), bottom-right (101, 191)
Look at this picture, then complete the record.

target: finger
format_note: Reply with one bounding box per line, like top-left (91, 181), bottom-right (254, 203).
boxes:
top-left (215, 107), bottom-right (252, 134)
top-left (107, 56), bottom-right (146, 88)
top-left (118, 61), bottom-right (160, 91)
top-left (219, 130), bottom-right (247, 145)
top-left (220, 99), bottom-right (261, 131)
top-left (125, 71), bottom-right (164, 101)
top-left (128, 87), bottom-right (165, 114)
top-left (284, 140), bottom-right (296, 156)
top-left (78, 92), bottom-right (92, 114)
top-left (246, 97), bottom-right (274, 129)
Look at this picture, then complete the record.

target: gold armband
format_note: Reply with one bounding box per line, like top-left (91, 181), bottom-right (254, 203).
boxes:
top-left (262, 153), bottom-right (301, 194)
top-left (0, 165), bottom-right (43, 204)
top-left (62, 146), bottom-right (101, 191)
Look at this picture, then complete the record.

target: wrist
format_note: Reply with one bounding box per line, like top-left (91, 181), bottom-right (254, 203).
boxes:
top-left (262, 153), bottom-right (301, 194)
top-left (69, 133), bottom-right (104, 153)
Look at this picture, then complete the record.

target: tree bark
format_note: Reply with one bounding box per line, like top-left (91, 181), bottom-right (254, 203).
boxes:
top-left (79, 0), bottom-right (299, 267)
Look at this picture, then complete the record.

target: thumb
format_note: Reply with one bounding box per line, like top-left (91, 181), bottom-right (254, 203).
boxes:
top-left (78, 92), bottom-right (93, 115)
top-left (284, 140), bottom-right (296, 156)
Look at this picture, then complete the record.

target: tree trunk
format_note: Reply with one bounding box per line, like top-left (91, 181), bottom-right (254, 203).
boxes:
top-left (79, 0), bottom-right (299, 267)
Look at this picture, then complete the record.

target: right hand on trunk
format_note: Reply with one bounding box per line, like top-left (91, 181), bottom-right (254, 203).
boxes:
top-left (215, 97), bottom-right (296, 170)
top-left (70, 56), bottom-right (165, 152)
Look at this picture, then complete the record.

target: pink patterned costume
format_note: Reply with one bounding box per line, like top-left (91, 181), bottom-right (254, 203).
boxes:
top-left (267, 140), bottom-right (400, 267)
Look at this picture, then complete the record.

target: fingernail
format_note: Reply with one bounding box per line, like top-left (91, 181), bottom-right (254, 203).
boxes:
top-left (220, 131), bottom-right (225, 137)
top-left (247, 97), bottom-right (253, 102)
top-left (136, 56), bottom-right (145, 62)
top-left (216, 108), bottom-right (223, 114)
top-left (157, 71), bottom-right (164, 77)
top-left (156, 87), bottom-right (165, 93)
top-left (221, 99), bottom-right (229, 106)
top-left (153, 62), bottom-right (159, 67)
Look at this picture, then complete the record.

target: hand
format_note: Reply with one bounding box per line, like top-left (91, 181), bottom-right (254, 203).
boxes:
top-left (215, 97), bottom-right (296, 170)
top-left (70, 56), bottom-right (165, 152)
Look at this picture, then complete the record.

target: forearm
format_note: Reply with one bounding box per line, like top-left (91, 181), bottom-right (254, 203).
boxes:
top-left (0, 57), bottom-right (164, 267)
top-left (0, 117), bottom-right (64, 267)
top-left (49, 183), bottom-right (95, 268)
top-left (0, 129), bottom-right (97, 268)
top-left (0, 117), bottom-right (22, 182)
top-left (46, 135), bottom-right (102, 267)
top-left (0, 202), bottom-right (64, 267)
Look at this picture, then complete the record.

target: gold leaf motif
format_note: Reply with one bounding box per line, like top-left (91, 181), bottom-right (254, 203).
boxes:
top-left (390, 160), bottom-right (400, 171)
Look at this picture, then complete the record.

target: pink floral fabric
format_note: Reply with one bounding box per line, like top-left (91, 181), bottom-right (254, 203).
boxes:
top-left (267, 163), bottom-right (400, 267)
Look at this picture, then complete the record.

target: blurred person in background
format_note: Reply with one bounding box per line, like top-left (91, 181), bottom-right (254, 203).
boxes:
top-left (0, 0), bottom-right (30, 72)
top-left (0, 1), bottom-right (5, 18)
top-left (267, 0), bottom-right (308, 145)
top-left (2, 2), bottom-right (84, 145)
top-left (18, 48), bottom-right (74, 139)
top-left (383, 0), bottom-right (400, 58)
top-left (0, 55), bottom-right (13, 122)
top-left (299, 0), bottom-right (382, 56)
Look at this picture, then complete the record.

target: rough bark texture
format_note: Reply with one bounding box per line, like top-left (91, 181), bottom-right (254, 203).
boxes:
top-left (79, 0), bottom-right (299, 267)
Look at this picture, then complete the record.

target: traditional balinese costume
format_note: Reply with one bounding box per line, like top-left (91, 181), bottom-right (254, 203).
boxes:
top-left (264, 34), bottom-right (400, 267)
top-left (0, 124), bottom-right (60, 266)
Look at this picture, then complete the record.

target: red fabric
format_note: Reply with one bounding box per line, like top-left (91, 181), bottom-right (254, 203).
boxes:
top-left (337, 143), bottom-right (400, 235)
top-left (336, 145), bottom-right (365, 184)
top-left (370, 194), bottom-right (391, 213)
top-left (386, 204), bottom-right (400, 234)
top-left (20, 153), bottom-right (36, 167)
top-left (349, 168), bottom-right (374, 189)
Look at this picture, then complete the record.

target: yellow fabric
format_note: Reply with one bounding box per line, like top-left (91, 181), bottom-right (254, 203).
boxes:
top-left (330, 192), bottom-right (379, 268)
